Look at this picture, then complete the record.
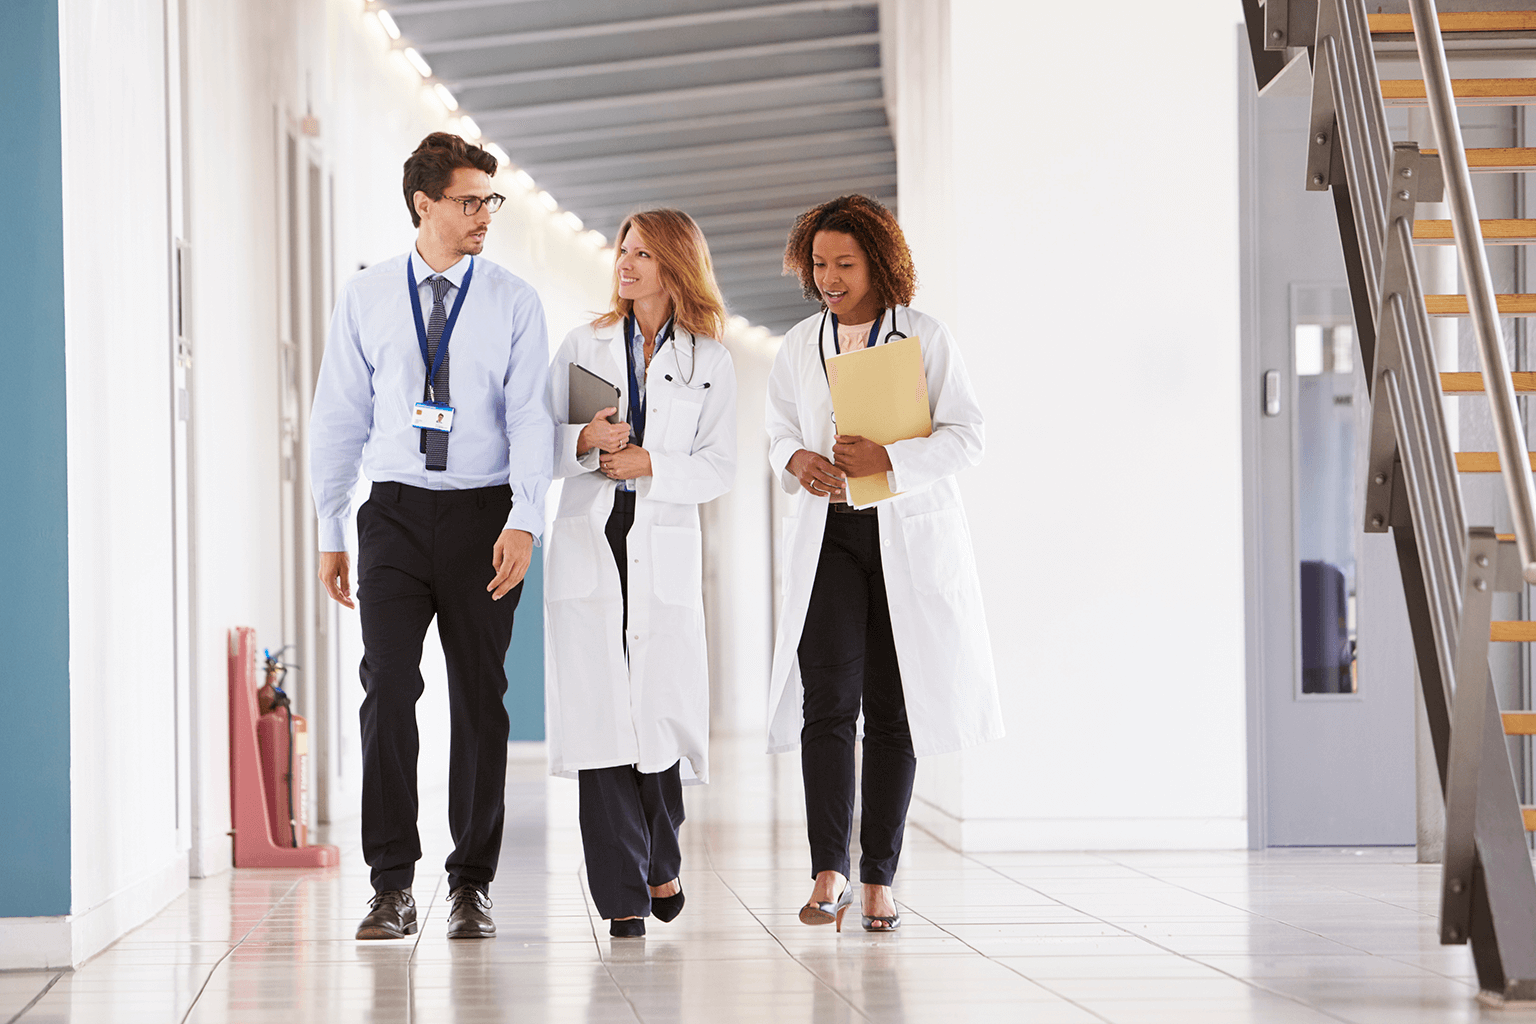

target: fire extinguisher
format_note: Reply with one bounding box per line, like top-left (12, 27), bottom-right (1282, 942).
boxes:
top-left (257, 647), bottom-right (310, 848)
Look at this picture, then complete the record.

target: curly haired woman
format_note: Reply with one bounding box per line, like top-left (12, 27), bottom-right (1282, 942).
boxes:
top-left (765, 195), bottom-right (1003, 933)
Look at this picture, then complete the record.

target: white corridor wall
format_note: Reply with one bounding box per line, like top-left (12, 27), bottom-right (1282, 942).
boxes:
top-left (884, 0), bottom-right (1250, 849)
top-left (182, 0), bottom-right (617, 874)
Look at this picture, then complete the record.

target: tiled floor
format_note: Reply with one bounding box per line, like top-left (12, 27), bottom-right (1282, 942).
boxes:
top-left (2, 740), bottom-right (1519, 1023)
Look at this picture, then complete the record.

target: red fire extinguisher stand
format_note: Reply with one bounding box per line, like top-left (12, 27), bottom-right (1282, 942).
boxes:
top-left (228, 626), bottom-right (340, 868)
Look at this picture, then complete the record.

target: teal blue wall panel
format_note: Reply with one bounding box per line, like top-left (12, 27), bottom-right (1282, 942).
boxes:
top-left (503, 545), bottom-right (544, 740)
top-left (0, 0), bottom-right (71, 917)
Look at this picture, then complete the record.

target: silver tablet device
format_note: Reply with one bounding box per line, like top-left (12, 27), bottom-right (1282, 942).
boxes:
top-left (568, 363), bottom-right (623, 425)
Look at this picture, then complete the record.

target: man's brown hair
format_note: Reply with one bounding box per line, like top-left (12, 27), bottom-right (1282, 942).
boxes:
top-left (402, 132), bottom-right (498, 228)
top-left (782, 194), bottom-right (917, 309)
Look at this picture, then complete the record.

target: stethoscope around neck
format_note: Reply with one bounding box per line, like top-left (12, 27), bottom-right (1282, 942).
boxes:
top-left (816, 305), bottom-right (908, 384)
top-left (625, 311), bottom-right (708, 390)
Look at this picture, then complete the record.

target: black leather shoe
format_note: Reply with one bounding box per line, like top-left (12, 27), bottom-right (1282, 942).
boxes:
top-left (356, 889), bottom-right (416, 940)
top-left (446, 885), bottom-right (496, 939)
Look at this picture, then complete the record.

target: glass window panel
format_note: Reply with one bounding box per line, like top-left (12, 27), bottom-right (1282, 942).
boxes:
top-left (1332, 325), bottom-right (1354, 375)
top-left (1295, 324), bottom-right (1325, 376)
top-left (1296, 319), bottom-right (1359, 694)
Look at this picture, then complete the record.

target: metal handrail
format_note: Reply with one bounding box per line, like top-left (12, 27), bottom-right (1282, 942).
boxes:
top-left (1409, 0), bottom-right (1536, 585)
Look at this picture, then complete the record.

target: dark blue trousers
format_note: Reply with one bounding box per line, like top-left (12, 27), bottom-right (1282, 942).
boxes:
top-left (576, 489), bottom-right (685, 920)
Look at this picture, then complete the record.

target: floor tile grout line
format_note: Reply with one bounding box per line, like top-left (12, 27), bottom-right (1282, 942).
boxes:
top-left (964, 855), bottom-right (1365, 1024)
top-left (901, 905), bottom-right (1117, 1024)
top-left (698, 825), bottom-right (876, 1023)
top-left (575, 859), bottom-right (646, 1024)
top-left (174, 876), bottom-right (305, 1024)
top-left (5, 971), bottom-right (63, 1024)
top-left (1096, 851), bottom-right (1459, 981)
top-left (405, 874), bottom-right (447, 1024)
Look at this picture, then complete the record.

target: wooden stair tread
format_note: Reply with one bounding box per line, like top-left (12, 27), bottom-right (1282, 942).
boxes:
top-left (1492, 622), bottom-right (1536, 641)
top-left (1414, 219), bottom-right (1536, 243)
top-left (1440, 371), bottom-right (1536, 392)
top-left (1371, 12), bottom-right (1536, 34)
top-left (1525, 806), bottom-right (1536, 831)
top-left (1383, 79), bottom-right (1536, 105)
top-left (1424, 147), bottom-right (1536, 172)
top-left (1504, 711), bottom-right (1536, 734)
top-left (1427, 294), bottom-right (1536, 315)
top-left (1456, 452), bottom-right (1536, 472)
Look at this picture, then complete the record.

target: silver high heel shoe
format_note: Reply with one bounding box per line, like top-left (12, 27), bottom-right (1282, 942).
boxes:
top-left (799, 881), bottom-right (856, 929)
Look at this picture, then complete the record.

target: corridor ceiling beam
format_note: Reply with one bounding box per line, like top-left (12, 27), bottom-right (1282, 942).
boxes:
top-left (527, 127), bottom-right (893, 179)
top-left (501, 99), bottom-right (888, 154)
top-left (396, 0), bottom-right (878, 50)
top-left (470, 69), bottom-right (883, 124)
top-left (442, 34), bottom-right (879, 91)
top-left (380, 0), bottom-right (895, 332)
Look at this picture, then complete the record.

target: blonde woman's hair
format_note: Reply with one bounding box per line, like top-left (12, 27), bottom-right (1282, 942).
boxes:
top-left (596, 209), bottom-right (729, 340)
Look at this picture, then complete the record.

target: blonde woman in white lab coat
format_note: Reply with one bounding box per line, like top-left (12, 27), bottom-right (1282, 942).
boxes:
top-left (545, 209), bottom-right (736, 938)
top-left (767, 194), bottom-right (1002, 933)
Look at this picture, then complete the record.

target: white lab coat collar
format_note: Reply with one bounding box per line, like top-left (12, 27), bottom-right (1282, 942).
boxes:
top-left (803, 305), bottom-right (910, 345)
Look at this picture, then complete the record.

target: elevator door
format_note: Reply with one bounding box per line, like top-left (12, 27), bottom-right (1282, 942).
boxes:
top-left (1244, 65), bottom-right (1416, 846)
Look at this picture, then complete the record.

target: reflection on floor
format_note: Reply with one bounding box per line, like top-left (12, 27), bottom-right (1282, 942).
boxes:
top-left (1, 739), bottom-right (1494, 1023)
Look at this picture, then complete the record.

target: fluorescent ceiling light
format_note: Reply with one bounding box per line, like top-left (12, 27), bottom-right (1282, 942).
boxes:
top-left (459, 115), bottom-right (480, 138)
top-left (404, 47), bottom-right (432, 78)
top-left (513, 169), bottom-right (535, 190)
top-left (536, 190), bottom-right (558, 211)
top-left (485, 143), bottom-right (509, 166)
top-left (582, 230), bottom-right (607, 247)
top-left (562, 211), bottom-right (584, 232)
top-left (375, 10), bottom-right (401, 39)
top-left (433, 83), bottom-right (458, 110)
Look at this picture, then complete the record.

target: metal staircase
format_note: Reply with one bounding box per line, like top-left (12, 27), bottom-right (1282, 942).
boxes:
top-left (1243, 0), bottom-right (1536, 1005)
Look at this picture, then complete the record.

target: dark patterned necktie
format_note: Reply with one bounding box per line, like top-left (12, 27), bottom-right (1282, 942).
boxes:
top-left (421, 274), bottom-right (451, 471)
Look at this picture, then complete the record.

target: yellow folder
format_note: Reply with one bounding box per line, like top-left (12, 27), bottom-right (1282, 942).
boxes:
top-left (825, 334), bottom-right (933, 507)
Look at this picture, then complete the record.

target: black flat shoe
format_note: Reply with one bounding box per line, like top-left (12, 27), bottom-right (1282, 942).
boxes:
top-left (651, 883), bottom-right (685, 923)
top-left (610, 917), bottom-right (646, 938)
top-left (356, 889), bottom-right (417, 940)
top-left (446, 886), bottom-right (496, 939)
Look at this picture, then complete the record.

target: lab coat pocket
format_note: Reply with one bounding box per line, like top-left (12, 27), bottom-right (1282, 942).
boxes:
top-left (651, 526), bottom-right (702, 607)
top-left (546, 516), bottom-right (598, 602)
top-left (898, 507), bottom-right (973, 598)
top-left (662, 398), bottom-right (704, 454)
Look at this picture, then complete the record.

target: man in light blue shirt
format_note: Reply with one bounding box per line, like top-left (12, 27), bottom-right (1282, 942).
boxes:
top-left (310, 132), bottom-right (552, 942)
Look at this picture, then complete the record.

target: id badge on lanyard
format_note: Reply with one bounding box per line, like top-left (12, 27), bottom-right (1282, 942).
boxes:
top-left (412, 402), bottom-right (454, 432)
top-left (407, 257), bottom-right (474, 434)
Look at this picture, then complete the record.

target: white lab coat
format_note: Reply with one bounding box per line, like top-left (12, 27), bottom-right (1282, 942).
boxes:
top-left (544, 320), bottom-right (737, 783)
top-left (765, 306), bottom-right (1003, 756)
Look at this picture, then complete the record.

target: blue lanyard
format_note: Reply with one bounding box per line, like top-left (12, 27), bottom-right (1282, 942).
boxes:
top-left (406, 256), bottom-right (474, 400)
top-left (625, 313), bottom-right (673, 446)
top-left (828, 311), bottom-right (885, 355)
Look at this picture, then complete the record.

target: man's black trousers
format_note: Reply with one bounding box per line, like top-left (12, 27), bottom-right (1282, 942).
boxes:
top-left (356, 481), bottom-right (523, 895)
top-left (797, 508), bottom-right (917, 887)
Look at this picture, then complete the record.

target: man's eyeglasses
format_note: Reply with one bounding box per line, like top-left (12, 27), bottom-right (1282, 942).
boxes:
top-left (441, 193), bottom-right (505, 216)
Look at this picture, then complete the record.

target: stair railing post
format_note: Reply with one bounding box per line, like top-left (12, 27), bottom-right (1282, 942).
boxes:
top-left (1409, 0), bottom-right (1536, 585)
top-left (1441, 529), bottom-right (1499, 943)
